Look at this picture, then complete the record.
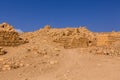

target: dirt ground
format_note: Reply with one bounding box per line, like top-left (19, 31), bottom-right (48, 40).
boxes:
top-left (0, 48), bottom-right (120, 80)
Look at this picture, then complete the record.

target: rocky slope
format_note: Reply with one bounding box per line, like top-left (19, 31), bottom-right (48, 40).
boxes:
top-left (0, 23), bottom-right (120, 80)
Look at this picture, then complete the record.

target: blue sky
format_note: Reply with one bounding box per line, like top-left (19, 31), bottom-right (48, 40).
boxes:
top-left (0, 0), bottom-right (120, 32)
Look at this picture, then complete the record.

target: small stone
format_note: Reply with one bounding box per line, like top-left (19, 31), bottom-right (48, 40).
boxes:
top-left (55, 53), bottom-right (59, 56)
top-left (27, 48), bottom-right (31, 52)
top-left (49, 60), bottom-right (58, 65)
top-left (12, 63), bottom-right (20, 69)
top-left (25, 64), bottom-right (30, 67)
top-left (0, 47), bottom-right (3, 50)
top-left (6, 67), bottom-right (11, 70)
top-left (42, 50), bottom-right (47, 55)
top-left (3, 64), bottom-right (10, 68)
top-left (19, 63), bottom-right (24, 67)
top-left (2, 64), bottom-right (11, 70)
top-left (2, 67), bottom-right (6, 71)
top-left (43, 55), bottom-right (50, 58)
top-left (54, 48), bottom-right (61, 51)
top-left (24, 78), bottom-right (29, 80)
top-left (0, 58), bottom-right (5, 62)
top-left (0, 50), bottom-right (7, 55)
top-left (34, 52), bottom-right (38, 55)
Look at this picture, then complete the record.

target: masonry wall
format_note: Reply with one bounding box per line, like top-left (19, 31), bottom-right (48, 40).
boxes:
top-left (95, 33), bottom-right (120, 46)
top-left (0, 31), bottom-right (28, 46)
top-left (53, 36), bottom-right (89, 48)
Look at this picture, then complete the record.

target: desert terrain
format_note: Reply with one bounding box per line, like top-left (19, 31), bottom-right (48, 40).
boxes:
top-left (0, 23), bottom-right (120, 80)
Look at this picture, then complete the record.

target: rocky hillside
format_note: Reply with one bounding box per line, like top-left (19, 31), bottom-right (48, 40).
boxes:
top-left (0, 23), bottom-right (120, 80)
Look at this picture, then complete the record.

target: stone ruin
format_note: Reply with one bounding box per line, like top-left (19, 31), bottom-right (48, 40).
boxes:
top-left (46, 26), bottom-right (95, 48)
top-left (0, 23), bottom-right (28, 46)
top-left (95, 32), bottom-right (120, 46)
top-left (42, 26), bottom-right (120, 55)
top-left (43, 26), bottom-right (120, 49)
top-left (1, 22), bottom-right (119, 49)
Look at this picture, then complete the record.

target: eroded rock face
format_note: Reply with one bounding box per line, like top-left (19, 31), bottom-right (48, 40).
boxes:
top-left (0, 23), bottom-right (28, 46)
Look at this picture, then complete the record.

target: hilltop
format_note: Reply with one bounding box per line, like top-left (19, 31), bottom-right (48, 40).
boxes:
top-left (0, 23), bottom-right (120, 80)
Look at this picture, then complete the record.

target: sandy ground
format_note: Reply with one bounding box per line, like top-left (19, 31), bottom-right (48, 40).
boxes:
top-left (0, 48), bottom-right (120, 80)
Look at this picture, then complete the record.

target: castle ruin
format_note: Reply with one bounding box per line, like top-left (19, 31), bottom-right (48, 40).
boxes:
top-left (0, 23), bottom-right (28, 46)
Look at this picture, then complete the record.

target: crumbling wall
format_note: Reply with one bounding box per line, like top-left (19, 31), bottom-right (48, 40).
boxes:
top-left (95, 32), bottom-right (120, 46)
top-left (109, 32), bottom-right (120, 41)
top-left (0, 23), bottom-right (28, 46)
top-left (68, 37), bottom-right (89, 48)
top-left (96, 34), bottom-right (110, 46)
top-left (53, 36), bottom-right (89, 48)
top-left (0, 31), bottom-right (28, 46)
top-left (46, 27), bottom-right (93, 48)
top-left (0, 22), bottom-right (15, 32)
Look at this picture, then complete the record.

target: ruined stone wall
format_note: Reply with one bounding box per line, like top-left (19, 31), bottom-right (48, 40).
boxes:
top-left (109, 32), bottom-right (120, 41)
top-left (95, 32), bottom-right (120, 46)
top-left (46, 27), bottom-right (92, 48)
top-left (68, 37), bottom-right (88, 48)
top-left (96, 34), bottom-right (110, 46)
top-left (53, 36), bottom-right (88, 48)
top-left (35, 25), bottom-right (120, 48)
top-left (0, 31), bottom-right (28, 46)
top-left (0, 23), bottom-right (28, 46)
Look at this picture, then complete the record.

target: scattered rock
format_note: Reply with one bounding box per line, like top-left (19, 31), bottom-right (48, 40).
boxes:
top-left (54, 48), bottom-right (61, 51)
top-left (0, 48), bottom-right (7, 55)
top-left (0, 22), bottom-right (29, 46)
top-left (0, 58), bottom-right (5, 62)
top-left (49, 60), bottom-right (58, 65)
top-left (2, 64), bottom-right (11, 71)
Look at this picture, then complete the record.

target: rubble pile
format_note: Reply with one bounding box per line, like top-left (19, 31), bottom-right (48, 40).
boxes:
top-left (0, 58), bottom-right (24, 71)
top-left (46, 27), bottom-right (95, 48)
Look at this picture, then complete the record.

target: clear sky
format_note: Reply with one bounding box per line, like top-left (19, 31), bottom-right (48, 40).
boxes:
top-left (0, 0), bottom-right (120, 32)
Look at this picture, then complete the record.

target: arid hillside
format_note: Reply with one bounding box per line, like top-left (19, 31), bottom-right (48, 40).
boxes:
top-left (0, 23), bottom-right (120, 80)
